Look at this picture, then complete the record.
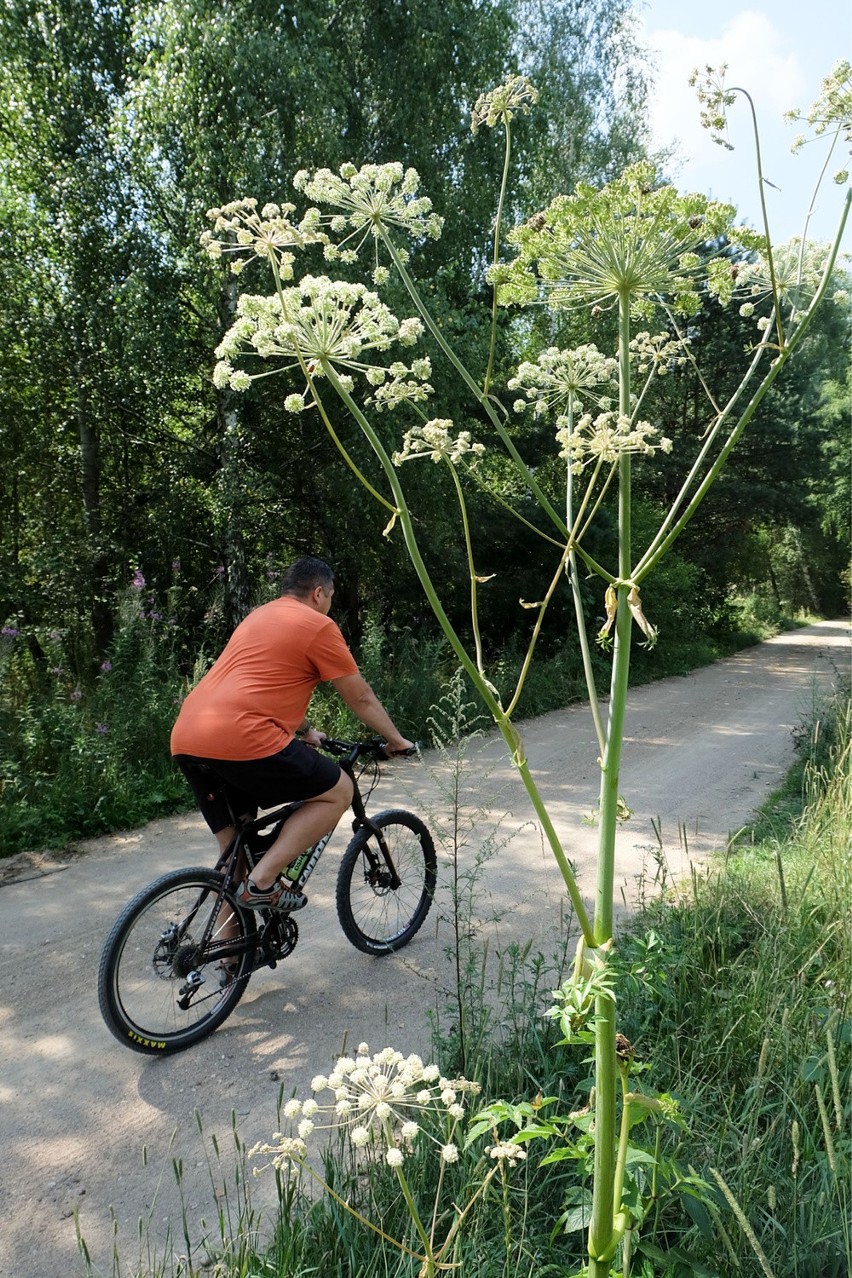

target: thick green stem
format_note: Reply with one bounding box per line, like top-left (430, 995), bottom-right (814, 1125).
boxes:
top-left (483, 114), bottom-right (513, 396)
top-left (588, 987), bottom-right (619, 1275)
top-left (613, 1063), bottom-right (632, 1211)
top-left (588, 295), bottom-right (634, 1276)
top-left (446, 458), bottom-right (486, 676)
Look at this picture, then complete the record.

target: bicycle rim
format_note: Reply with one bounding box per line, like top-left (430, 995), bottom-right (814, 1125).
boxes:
top-left (98, 868), bottom-right (256, 1053)
top-left (337, 810), bottom-right (436, 955)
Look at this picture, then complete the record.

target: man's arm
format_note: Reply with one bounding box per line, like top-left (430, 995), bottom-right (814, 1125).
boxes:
top-left (330, 673), bottom-right (414, 754)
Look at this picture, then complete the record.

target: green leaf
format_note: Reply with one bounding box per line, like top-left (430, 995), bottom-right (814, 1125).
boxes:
top-left (624, 1146), bottom-right (659, 1167)
top-left (540, 1146), bottom-right (586, 1165)
top-left (553, 1185), bottom-right (593, 1237)
top-left (637, 1240), bottom-right (721, 1277)
top-left (681, 1187), bottom-right (715, 1239)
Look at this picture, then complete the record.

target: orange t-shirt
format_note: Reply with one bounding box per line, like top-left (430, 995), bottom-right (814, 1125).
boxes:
top-left (170, 596), bottom-right (358, 760)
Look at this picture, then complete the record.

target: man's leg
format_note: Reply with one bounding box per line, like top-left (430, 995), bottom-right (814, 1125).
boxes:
top-left (215, 826), bottom-right (235, 855)
top-left (248, 770), bottom-right (354, 890)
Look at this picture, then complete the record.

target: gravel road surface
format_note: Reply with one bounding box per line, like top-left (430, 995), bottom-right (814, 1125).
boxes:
top-left (0, 620), bottom-right (847, 1278)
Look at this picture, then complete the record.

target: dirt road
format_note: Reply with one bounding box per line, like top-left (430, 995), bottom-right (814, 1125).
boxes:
top-left (0, 621), bottom-right (847, 1278)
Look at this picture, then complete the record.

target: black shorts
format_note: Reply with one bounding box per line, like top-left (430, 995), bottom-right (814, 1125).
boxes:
top-left (174, 740), bottom-right (342, 835)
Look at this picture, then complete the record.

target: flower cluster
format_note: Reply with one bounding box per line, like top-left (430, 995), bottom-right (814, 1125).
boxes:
top-left (367, 360), bottom-right (435, 412)
top-left (212, 277), bottom-right (424, 394)
top-left (393, 420), bottom-right (486, 465)
top-left (470, 74), bottom-right (539, 133)
top-left (556, 411), bottom-right (672, 473)
top-left (509, 344), bottom-right (617, 423)
top-left (252, 1044), bottom-right (480, 1172)
top-left (486, 1141), bottom-right (528, 1168)
top-left (786, 59), bottom-right (851, 181)
top-left (200, 199), bottom-right (322, 276)
top-left (629, 331), bottom-right (689, 377)
top-left (493, 162), bottom-right (761, 320)
top-left (294, 163), bottom-right (443, 267)
top-left (688, 64), bottom-right (739, 152)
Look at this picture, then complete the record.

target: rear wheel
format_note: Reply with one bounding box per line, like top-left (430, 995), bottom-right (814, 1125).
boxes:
top-left (98, 867), bottom-right (257, 1054)
top-left (336, 809), bottom-right (436, 956)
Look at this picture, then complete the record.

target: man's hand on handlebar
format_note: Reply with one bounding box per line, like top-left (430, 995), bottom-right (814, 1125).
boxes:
top-left (382, 736), bottom-right (416, 758)
top-left (301, 727), bottom-right (327, 750)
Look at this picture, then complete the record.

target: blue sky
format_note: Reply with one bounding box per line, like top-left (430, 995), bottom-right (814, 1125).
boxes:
top-left (638, 0), bottom-right (850, 243)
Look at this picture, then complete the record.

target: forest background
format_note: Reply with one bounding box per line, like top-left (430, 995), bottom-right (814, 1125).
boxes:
top-left (0, 0), bottom-right (848, 854)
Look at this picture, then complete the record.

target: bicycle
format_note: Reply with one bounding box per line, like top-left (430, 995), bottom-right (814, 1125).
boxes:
top-left (97, 738), bottom-right (436, 1055)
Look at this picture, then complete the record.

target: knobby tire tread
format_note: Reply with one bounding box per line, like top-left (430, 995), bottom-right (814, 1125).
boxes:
top-left (336, 809), bottom-right (436, 956)
top-left (98, 866), bottom-right (256, 1055)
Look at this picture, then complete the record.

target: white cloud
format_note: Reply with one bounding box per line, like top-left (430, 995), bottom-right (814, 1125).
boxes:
top-left (644, 11), bottom-right (805, 175)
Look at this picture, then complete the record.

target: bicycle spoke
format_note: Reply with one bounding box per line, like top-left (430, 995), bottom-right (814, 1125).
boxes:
top-left (99, 870), bottom-right (256, 1052)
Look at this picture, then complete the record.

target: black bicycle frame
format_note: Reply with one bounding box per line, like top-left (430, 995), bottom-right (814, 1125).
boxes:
top-left (191, 747), bottom-right (402, 972)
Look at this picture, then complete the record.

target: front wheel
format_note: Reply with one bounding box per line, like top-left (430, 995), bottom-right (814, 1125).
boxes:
top-left (336, 809), bottom-right (436, 956)
top-left (98, 867), bottom-right (257, 1054)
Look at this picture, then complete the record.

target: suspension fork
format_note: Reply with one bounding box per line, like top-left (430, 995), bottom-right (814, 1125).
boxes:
top-left (346, 765), bottom-right (402, 890)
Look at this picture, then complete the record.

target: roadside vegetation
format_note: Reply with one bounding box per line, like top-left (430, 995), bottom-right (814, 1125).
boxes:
top-left (78, 682), bottom-right (851, 1278)
top-left (0, 572), bottom-right (819, 856)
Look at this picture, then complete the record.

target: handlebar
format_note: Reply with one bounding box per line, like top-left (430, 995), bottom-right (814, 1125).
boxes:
top-left (320, 737), bottom-right (418, 762)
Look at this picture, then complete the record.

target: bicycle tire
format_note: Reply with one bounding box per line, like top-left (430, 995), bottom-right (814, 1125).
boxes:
top-left (98, 867), bottom-right (257, 1055)
top-left (336, 809), bottom-right (437, 956)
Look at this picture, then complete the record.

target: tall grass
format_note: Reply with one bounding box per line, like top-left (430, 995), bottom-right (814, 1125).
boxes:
top-left (0, 587), bottom-right (189, 854)
top-left (616, 688), bottom-right (851, 1276)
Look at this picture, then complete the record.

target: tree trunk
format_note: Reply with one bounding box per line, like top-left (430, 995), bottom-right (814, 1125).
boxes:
top-left (215, 268), bottom-right (251, 631)
top-left (77, 350), bottom-right (113, 653)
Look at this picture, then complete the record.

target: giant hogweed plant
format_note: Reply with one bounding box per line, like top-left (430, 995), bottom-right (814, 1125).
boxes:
top-left (205, 64), bottom-right (850, 1277)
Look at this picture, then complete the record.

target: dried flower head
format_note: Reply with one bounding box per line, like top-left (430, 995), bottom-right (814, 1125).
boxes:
top-left (471, 75), bottom-right (539, 133)
top-left (394, 420), bottom-right (486, 466)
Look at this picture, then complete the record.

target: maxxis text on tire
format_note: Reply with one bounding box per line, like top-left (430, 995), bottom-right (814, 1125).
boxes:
top-left (98, 867), bottom-right (257, 1055)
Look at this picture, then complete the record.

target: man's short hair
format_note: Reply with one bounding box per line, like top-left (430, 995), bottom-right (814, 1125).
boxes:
top-left (280, 557), bottom-right (336, 598)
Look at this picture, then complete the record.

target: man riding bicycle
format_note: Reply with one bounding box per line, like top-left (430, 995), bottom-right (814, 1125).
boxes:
top-left (171, 556), bottom-right (414, 911)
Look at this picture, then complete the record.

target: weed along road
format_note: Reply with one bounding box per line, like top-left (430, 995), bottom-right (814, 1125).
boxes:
top-left (0, 620), bottom-right (847, 1278)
